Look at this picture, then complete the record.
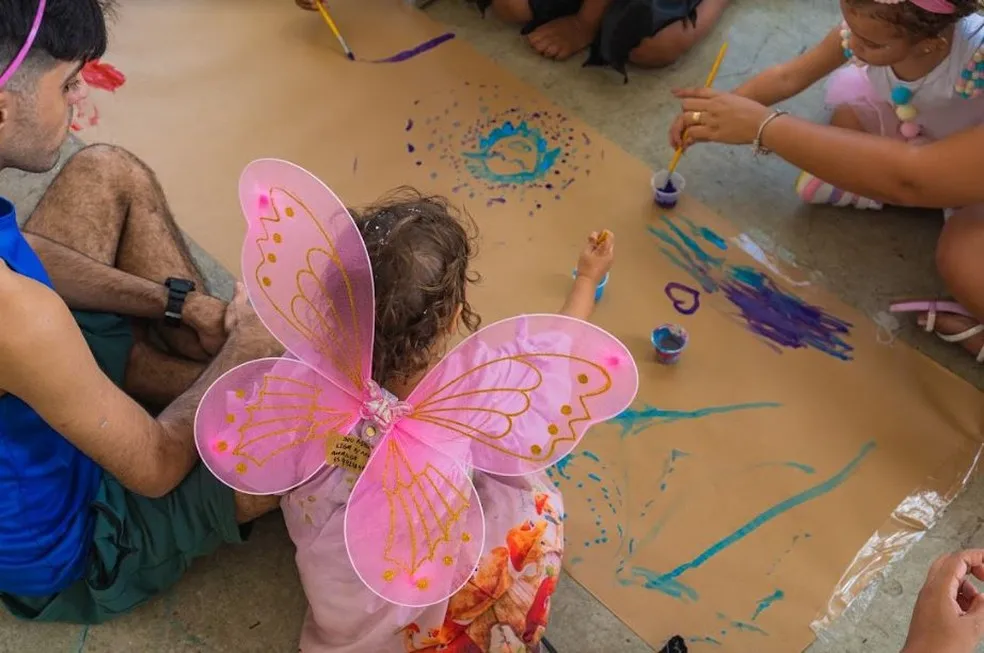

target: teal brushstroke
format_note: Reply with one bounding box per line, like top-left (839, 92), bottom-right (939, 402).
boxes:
top-left (611, 402), bottom-right (782, 437)
top-left (569, 556), bottom-right (584, 566)
top-left (659, 449), bottom-right (690, 492)
top-left (688, 636), bottom-right (723, 647)
top-left (699, 226), bottom-right (728, 250)
top-left (732, 621), bottom-right (768, 635)
top-left (588, 473), bottom-right (602, 482)
top-left (583, 451), bottom-right (600, 462)
top-left (630, 442), bottom-right (875, 599)
top-left (781, 462), bottom-right (815, 474)
top-left (462, 121), bottom-right (560, 185)
top-left (751, 589), bottom-right (785, 621)
top-left (553, 454), bottom-right (575, 480)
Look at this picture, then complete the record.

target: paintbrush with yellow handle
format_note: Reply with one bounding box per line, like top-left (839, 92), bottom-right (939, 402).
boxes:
top-left (666, 41), bottom-right (729, 176)
top-left (316, 0), bottom-right (356, 61)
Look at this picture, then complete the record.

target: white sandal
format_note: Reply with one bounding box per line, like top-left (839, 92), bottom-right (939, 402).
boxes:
top-left (889, 300), bottom-right (984, 363)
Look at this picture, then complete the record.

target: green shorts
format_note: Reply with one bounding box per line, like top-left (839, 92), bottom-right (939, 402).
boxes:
top-left (0, 311), bottom-right (248, 625)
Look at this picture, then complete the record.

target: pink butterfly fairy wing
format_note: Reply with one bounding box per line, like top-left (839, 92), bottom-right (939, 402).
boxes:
top-left (402, 314), bottom-right (639, 476)
top-left (344, 430), bottom-right (484, 607)
top-left (239, 159), bottom-right (375, 396)
top-left (195, 357), bottom-right (361, 495)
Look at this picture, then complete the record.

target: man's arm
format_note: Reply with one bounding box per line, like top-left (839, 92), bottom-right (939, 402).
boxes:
top-left (0, 270), bottom-right (275, 497)
top-left (24, 232), bottom-right (172, 317)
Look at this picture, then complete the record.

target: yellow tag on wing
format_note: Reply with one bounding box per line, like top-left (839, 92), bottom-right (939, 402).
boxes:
top-left (326, 434), bottom-right (371, 473)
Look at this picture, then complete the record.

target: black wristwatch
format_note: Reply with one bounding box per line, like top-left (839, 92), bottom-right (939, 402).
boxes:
top-left (164, 277), bottom-right (196, 327)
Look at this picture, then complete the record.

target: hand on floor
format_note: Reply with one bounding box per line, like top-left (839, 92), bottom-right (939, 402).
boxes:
top-left (902, 550), bottom-right (984, 653)
top-left (527, 15), bottom-right (597, 60)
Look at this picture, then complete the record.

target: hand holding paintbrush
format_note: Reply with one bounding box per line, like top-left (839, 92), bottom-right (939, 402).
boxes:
top-left (297, 0), bottom-right (357, 61)
top-left (665, 42), bottom-right (729, 178)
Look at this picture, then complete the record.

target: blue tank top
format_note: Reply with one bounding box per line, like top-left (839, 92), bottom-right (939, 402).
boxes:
top-left (0, 196), bottom-right (101, 596)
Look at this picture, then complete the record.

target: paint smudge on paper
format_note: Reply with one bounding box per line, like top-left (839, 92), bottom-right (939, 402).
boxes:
top-left (71, 60), bottom-right (126, 132)
top-left (767, 533), bottom-right (811, 575)
top-left (370, 32), bottom-right (456, 63)
top-left (750, 589), bottom-right (784, 621)
top-left (462, 121), bottom-right (560, 185)
top-left (627, 441), bottom-right (875, 600)
top-left (649, 216), bottom-right (854, 360)
top-left (687, 636), bottom-right (722, 647)
top-left (547, 450), bottom-right (623, 549)
top-left (405, 84), bottom-right (594, 214)
top-left (721, 266), bottom-right (853, 361)
top-left (731, 621), bottom-right (768, 635)
top-left (659, 449), bottom-right (690, 492)
top-left (611, 401), bottom-right (781, 437)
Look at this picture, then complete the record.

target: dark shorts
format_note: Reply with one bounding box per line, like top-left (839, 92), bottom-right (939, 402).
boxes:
top-left (0, 311), bottom-right (247, 625)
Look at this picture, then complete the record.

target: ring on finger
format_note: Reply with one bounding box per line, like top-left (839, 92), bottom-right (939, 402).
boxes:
top-left (690, 111), bottom-right (703, 125)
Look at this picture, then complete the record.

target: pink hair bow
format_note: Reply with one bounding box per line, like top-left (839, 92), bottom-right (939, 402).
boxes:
top-left (873, 0), bottom-right (956, 14)
top-left (193, 159), bottom-right (639, 607)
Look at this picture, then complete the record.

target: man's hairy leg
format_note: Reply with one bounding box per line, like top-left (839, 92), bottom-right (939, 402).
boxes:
top-left (24, 144), bottom-right (212, 362)
top-left (126, 324), bottom-right (205, 408)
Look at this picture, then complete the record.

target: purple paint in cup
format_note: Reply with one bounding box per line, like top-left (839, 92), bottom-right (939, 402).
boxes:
top-left (572, 269), bottom-right (610, 302)
top-left (651, 323), bottom-right (689, 364)
top-left (651, 170), bottom-right (686, 209)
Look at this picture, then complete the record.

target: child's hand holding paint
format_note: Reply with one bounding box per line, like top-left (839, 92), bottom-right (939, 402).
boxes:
top-left (295, 0), bottom-right (318, 10)
top-left (562, 231), bottom-right (614, 321)
top-left (576, 230), bottom-right (615, 285)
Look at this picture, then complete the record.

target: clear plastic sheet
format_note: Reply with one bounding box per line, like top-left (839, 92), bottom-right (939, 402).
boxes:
top-left (812, 441), bottom-right (984, 638)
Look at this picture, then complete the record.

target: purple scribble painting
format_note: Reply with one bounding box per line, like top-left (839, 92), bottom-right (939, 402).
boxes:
top-left (649, 215), bottom-right (854, 360)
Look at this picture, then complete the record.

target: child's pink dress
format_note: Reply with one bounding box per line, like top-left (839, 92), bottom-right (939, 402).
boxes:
top-left (282, 408), bottom-right (564, 653)
top-left (827, 14), bottom-right (984, 141)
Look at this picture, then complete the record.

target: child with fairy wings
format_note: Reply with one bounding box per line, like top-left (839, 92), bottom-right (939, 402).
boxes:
top-left (669, 0), bottom-right (984, 363)
top-left (193, 160), bottom-right (638, 652)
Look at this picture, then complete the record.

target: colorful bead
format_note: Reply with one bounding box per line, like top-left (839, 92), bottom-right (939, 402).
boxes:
top-left (895, 104), bottom-right (918, 121)
top-left (899, 122), bottom-right (921, 139)
top-left (963, 69), bottom-right (973, 79)
top-left (891, 86), bottom-right (914, 104)
top-left (957, 82), bottom-right (967, 94)
top-left (975, 51), bottom-right (984, 62)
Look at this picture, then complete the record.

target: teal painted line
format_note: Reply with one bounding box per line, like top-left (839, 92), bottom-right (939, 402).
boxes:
top-left (751, 589), bottom-right (785, 621)
top-left (630, 442), bottom-right (876, 598)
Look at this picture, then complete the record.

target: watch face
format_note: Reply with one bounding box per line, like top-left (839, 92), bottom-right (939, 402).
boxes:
top-left (167, 278), bottom-right (196, 293)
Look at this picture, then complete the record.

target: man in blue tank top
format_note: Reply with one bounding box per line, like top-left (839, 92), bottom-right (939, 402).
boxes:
top-left (0, 0), bottom-right (282, 623)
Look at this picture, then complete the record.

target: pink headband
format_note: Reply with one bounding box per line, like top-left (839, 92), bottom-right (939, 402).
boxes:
top-left (874, 0), bottom-right (957, 13)
top-left (0, 0), bottom-right (47, 88)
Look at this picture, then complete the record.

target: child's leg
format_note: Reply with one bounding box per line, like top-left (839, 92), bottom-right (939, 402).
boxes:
top-left (927, 208), bottom-right (984, 361)
top-left (487, 0), bottom-right (534, 23)
top-left (795, 105), bottom-right (884, 210)
top-left (628, 0), bottom-right (731, 68)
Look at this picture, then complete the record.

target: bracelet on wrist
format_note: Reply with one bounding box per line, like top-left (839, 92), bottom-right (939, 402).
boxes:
top-left (752, 109), bottom-right (788, 157)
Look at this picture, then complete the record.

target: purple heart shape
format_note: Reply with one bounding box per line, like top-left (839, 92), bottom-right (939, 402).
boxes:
top-left (665, 282), bottom-right (701, 315)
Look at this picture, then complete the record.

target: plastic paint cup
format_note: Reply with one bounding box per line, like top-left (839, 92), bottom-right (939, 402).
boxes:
top-left (651, 170), bottom-right (686, 209)
top-left (651, 323), bottom-right (689, 364)
top-left (572, 269), bottom-right (610, 303)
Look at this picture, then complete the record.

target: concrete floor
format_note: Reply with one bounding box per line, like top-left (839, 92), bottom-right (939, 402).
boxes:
top-left (1, 0), bottom-right (983, 651)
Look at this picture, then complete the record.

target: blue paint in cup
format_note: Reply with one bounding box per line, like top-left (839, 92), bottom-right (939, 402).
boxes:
top-left (651, 323), bottom-right (689, 364)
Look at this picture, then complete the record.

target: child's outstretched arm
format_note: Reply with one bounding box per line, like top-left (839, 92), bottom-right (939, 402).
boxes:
top-left (734, 27), bottom-right (845, 106)
top-left (670, 27), bottom-right (845, 149)
top-left (560, 231), bottom-right (614, 321)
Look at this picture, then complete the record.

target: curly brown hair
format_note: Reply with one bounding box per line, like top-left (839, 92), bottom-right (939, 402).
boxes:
top-left (349, 188), bottom-right (481, 385)
top-left (845, 0), bottom-right (983, 40)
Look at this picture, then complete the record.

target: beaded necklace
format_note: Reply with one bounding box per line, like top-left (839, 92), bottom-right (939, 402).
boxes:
top-left (840, 23), bottom-right (984, 141)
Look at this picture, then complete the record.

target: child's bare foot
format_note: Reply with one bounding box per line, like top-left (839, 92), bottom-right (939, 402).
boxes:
top-left (918, 311), bottom-right (984, 362)
top-left (527, 15), bottom-right (598, 60)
